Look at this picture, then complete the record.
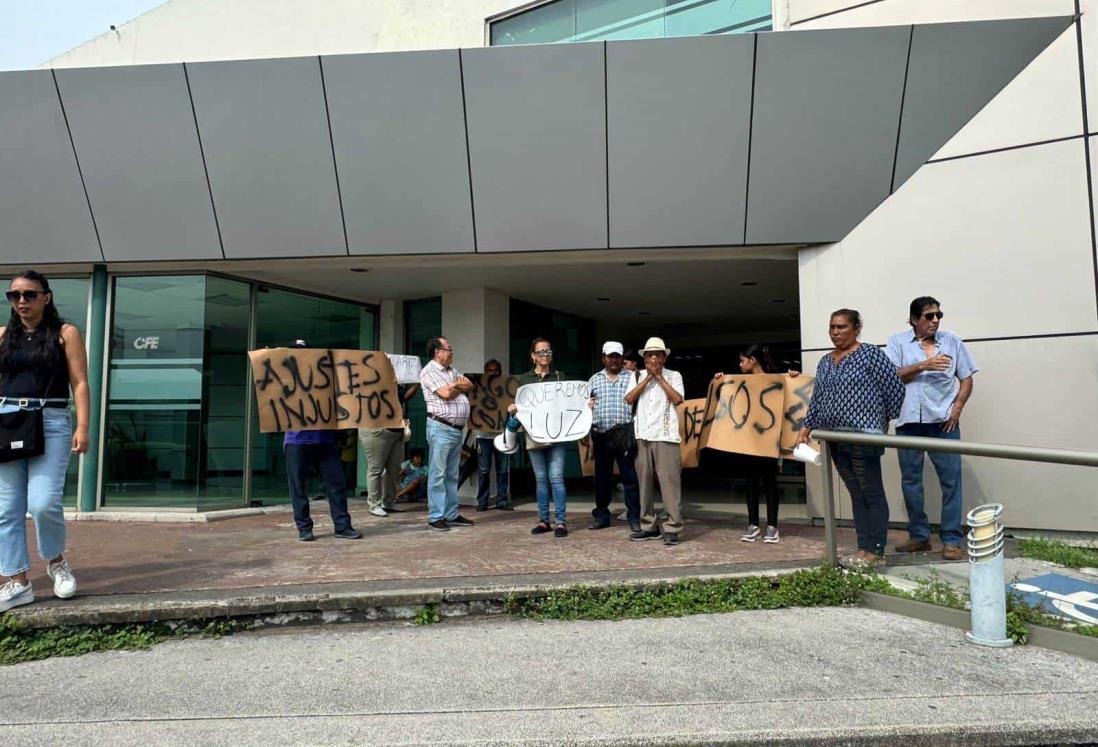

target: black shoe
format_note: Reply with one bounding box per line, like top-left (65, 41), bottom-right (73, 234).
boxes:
top-left (428, 519), bottom-right (450, 531)
top-left (531, 522), bottom-right (552, 535)
top-left (555, 524), bottom-right (569, 538)
top-left (628, 520), bottom-right (641, 533)
top-left (475, 504), bottom-right (490, 512)
top-left (662, 533), bottom-right (680, 547)
top-left (496, 502), bottom-right (514, 511)
top-left (449, 515), bottom-right (475, 527)
top-left (588, 518), bottom-right (612, 530)
top-left (385, 505), bottom-right (404, 513)
top-left (298, 529), bottom-right (315, 542)
top-left (629, 529), bottom-right (661, 541)
top-left (333, 527), bottom-right (363, 540)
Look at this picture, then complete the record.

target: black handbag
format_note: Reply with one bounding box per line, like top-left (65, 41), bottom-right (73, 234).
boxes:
top-left (607, 423), bottom-right (636, 459)
top-left (0, 404), bottom-right (45, 463)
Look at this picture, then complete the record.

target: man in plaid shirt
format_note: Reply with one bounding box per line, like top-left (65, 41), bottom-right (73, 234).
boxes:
top-left (419, 336), bottom-right (476, 531)
top-left (587, 341), bottom-right (641, 532)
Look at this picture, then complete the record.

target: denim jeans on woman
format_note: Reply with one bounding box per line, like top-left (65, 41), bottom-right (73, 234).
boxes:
top-left (0, 406), bottom-right (72, 576)
top-left (528, 443), bottom-right (567, 525)
top-left (832, 443), bottom-right (889, 556)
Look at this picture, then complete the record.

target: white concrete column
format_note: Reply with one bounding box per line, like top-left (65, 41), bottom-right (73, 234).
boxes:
top-left (442, 288), bottom-right (509, 374)
top-left (378, 299), bottom-right (404, 354)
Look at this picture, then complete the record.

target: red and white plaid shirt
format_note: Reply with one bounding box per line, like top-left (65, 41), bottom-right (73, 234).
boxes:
top-left (420, 359), bottom-right (471, 425)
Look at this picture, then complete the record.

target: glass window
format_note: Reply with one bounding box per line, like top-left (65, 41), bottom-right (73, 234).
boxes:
top-left (103, 276), bottom-right (207, 508)
top-left (48, 277), bottom-right (90, 508)
top-left (490, 0), bottom-right (771, 45)
top-left (402, 298), bottom-right (442, 452)
top-left (249, 288), bottom-right (377, 504)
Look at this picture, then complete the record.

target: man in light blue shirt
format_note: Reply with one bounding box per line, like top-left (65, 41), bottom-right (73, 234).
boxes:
top-left (885, 297), bottom-right (978, 560)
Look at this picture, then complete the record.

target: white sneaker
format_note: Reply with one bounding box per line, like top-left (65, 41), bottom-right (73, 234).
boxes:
top-left (47, 559), bottom-right (77, 599)
top-left (0, 579), bottom-right (34, 611)
top-left (763, 526), bottom-right (780, 544)
top-left (740, 524), bottom-right (761, 542)
top-left (369, 506), bottom-right (389, 517)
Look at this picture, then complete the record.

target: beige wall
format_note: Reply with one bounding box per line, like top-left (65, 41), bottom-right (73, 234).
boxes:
top-left (45, 0), bottom-right (525, 68)
top-left (794, 0), bottom-right (1098, 532)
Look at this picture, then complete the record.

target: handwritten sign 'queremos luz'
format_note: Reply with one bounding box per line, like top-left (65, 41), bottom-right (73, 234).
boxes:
top-left (515, 380), bottom-right (592, 444)
top-left (249, 348), bottom-right (402, 433)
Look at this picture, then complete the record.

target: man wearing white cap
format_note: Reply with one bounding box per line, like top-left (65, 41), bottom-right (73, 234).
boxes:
top-left (624, 337), bottom-right (686, 546)
top-left (587, 341), bottom-right (641, 532)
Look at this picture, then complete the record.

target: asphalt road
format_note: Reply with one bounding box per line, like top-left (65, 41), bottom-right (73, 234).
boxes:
top-left (2, 607), bottom-right (1097, 746)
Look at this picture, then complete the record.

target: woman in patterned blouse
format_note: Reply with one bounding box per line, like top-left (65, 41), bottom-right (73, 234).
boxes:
top-left (795, 309), bottom-right (904, 566)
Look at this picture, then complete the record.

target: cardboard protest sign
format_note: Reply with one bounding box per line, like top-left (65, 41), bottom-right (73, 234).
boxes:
top-left (468, 373), bottom-right (520, 434)
top-left (249, 348), bottom-right (402, 433)
top-left (386, 354), bottom-right (423, 385)
top-left (677, 398), bottom-right (707, 469)
top-left (579, 434), bottom-right (599, 477)
top-left (698, 374), bottom-right (815, 458)
top-left (515, 380), bottom-right (592, 444)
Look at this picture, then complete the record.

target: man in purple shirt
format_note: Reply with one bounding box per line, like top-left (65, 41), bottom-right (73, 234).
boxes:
top-left (283, 340), bottom-right (362, 542)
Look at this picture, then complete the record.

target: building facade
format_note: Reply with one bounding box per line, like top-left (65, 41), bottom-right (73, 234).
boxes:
top-left (0, 0), bottom-right (1093, 531)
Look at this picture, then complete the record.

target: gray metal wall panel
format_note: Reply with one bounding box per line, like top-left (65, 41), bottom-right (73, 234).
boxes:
top-left (55, 64), bottom-right (222, 262)
top-left (0, 71), bottom-right (100, 263)
top-left (186, 57), bottom-right (346, 259)
top-left (893, 16), bottom-right (1073, 190)
top-left (607, 35), bottom-right (754, 248)
top-left (462, 43), bottom-right (608, 252)
top-left (746, 26), bottom-right (910, 244)
top-left (322, 50), bottom-right (474, 256)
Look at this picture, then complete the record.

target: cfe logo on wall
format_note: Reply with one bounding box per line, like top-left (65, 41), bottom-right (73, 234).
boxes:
top-left (133, 336), bottom-right (161, 351)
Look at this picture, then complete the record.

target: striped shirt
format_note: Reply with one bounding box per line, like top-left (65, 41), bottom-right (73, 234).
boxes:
top-left (588, 369), bottom-right (637, 432)
top-left (419, 359), bottom-right (470, 425)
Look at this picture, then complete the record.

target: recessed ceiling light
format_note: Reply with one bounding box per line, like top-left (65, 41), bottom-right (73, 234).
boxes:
top-left (638, 311), bottom-right (652, 316)
top-left (770, 298), bottom-right (785, 303)
top-left (626, 261), bottom-right (647, 267)
top-left (350, 268), bottom-right (370, 273)
top-left (596, 297), bottom-right (611, 302)
top-left (740, 281), bottom-right (757, 287)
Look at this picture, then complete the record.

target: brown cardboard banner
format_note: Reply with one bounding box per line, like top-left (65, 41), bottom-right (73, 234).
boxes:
top-left (677, 398), bottom-right (707, 469)
top-left (468, 373), bottom-right (519, 434)
top-left (698, 374), bottom-right (815, 458)
top-left (248, 348), bottom-right (402, 433)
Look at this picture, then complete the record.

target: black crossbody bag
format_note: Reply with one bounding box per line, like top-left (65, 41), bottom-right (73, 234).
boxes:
top-left (0, 364), bottom-right (57, 464)
top-left (606, 371), bottom-right (640, 459)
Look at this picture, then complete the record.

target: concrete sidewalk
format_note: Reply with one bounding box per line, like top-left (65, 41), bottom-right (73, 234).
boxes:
top-left (2, 607), bottom-right (1097, 746)
top-left (10, 497), bottom-right (953, 627)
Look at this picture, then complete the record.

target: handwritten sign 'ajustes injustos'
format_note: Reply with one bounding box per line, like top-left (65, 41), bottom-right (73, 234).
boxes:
top-left (248, 348), bottom-right (403, 433)
top-left (515, 380), bottom-right (593, 444)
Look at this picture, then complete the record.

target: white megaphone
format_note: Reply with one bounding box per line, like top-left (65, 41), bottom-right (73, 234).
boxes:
top-left (493, 428), bottom-right (520, 455)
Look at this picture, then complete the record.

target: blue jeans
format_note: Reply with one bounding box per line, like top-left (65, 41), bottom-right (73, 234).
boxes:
top-left (426, 419), bottom-right (462, 522)
top-left (896, 423), bottom-right (963, 547)
top-left (833, 443), bottom-right (889, 556)
top-left (528, 443), bottom-right (567, 525)
top-left (592, 432), bottom-right (639, 522)
top-left (0, 406), bottom-right (72, 576)
top-left (284, 442), bottom-right (351, 534)
top-left (476, 437), bottom-right (509, 508)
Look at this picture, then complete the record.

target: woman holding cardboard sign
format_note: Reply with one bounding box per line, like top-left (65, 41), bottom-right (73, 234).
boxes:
top-left (714, 345), bottom-right (799, 545)
top-left (507, 338), bottom-right (570, 538)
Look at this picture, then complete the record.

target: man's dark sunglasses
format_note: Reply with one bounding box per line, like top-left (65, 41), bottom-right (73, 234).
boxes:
top-left (6, 290), bottom-right (41, 303)
top-left (922, 311), bottom-right (944, 321)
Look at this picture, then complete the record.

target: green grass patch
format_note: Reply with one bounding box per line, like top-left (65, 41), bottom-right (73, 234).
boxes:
top-left (507, 565), bottom-right (892, 621)
top-left (413, 603), bottom-right (440, 625)
top-left (0, 614), bottom-right (242, 666)
top-left (1018, 537), bottom-right (1098, 570)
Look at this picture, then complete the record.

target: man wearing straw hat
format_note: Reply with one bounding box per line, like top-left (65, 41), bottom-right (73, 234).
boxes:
top-left (624, 337), bottom-right (686, 546)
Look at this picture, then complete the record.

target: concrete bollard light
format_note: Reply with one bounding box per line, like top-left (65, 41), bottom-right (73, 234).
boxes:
top-left (964, 503), bottom-right (1013, 648)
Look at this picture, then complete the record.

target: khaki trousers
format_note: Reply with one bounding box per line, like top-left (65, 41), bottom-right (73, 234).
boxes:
top-left (635, 439), bottom-right (683, 535)
top-left (359, 428), bottom-right (403, 510)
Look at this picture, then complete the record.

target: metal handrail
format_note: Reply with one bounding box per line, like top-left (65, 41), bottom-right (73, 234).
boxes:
top-left (808, 429), bottom-right (1098, 565)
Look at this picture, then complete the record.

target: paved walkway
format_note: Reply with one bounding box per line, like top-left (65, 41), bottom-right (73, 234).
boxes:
top-left (2, 607), bottom-right (1096, 746)
top-left (23, 498), bottom-right (943, 599)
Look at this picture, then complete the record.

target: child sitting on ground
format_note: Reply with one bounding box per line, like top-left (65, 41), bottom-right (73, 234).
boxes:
top-left (396, 448), bottom-right (428, 502)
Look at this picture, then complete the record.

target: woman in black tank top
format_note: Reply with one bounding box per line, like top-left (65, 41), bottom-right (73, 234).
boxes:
top-left (0, 270), bottom-right (90, 613)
